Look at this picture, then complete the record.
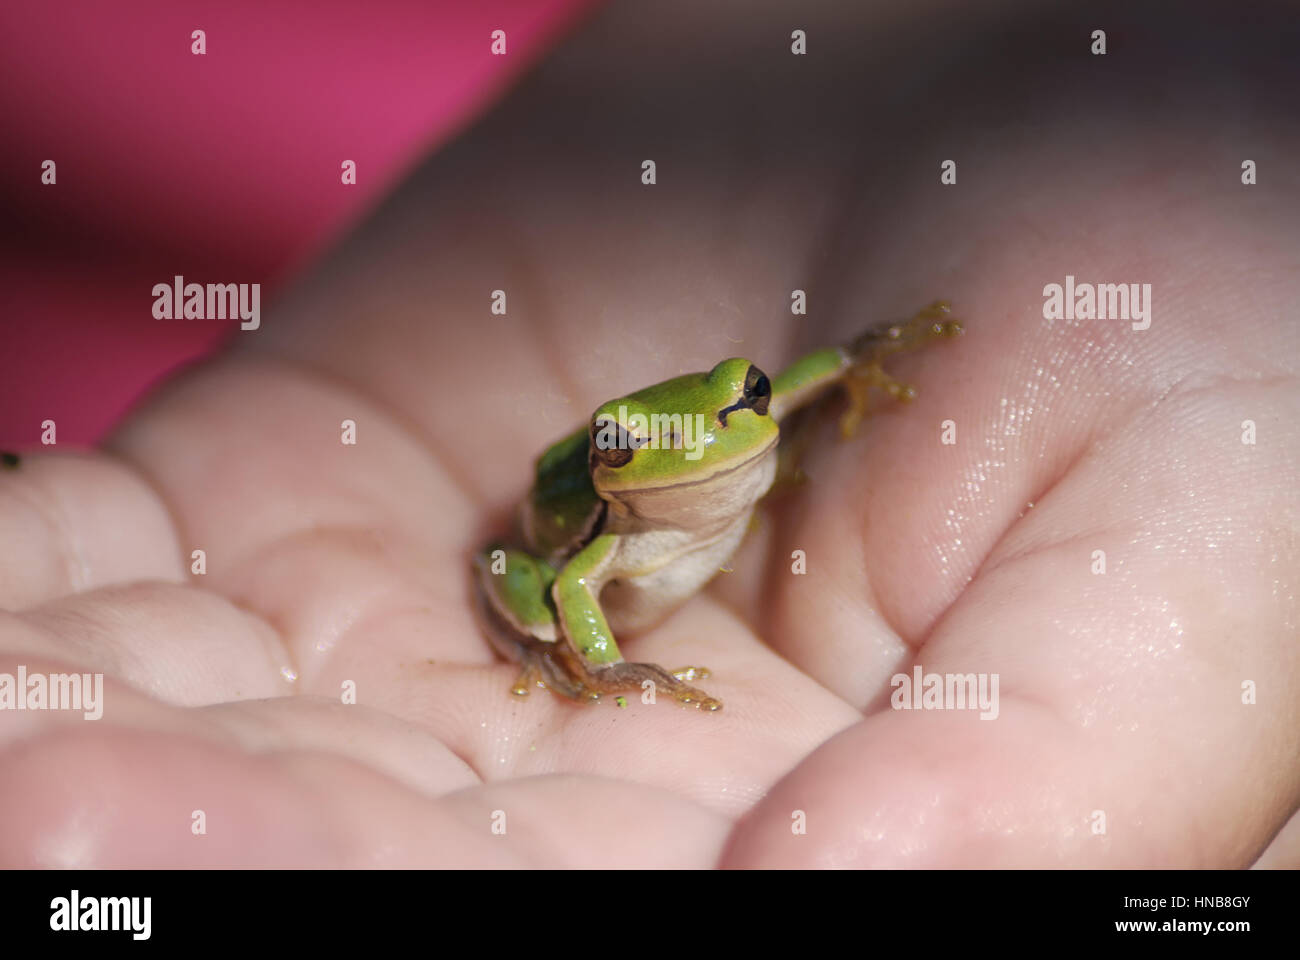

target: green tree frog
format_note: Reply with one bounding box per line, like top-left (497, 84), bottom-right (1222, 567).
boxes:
top-left (473, 302), bottom-right (962, 711)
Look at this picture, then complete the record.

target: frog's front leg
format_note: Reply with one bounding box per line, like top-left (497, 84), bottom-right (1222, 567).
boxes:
top-left (551, 534), bottom-right (723, 711)
top-left (839, 300), bottom-right (963, 436)
top-left (771, 300), bottom-right (963, 434)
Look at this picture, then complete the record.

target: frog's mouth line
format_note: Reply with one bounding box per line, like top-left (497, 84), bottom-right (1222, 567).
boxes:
top-left (603, 434), bottom-right (778, 494)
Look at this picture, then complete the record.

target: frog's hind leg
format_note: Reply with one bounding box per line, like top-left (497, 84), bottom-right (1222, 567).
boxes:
top-left (549, 535), bottom-right (724, 711)
top-left (476, 544), bottom-right (724, 710)
top-left (472, 548), bottom-right (590, 701)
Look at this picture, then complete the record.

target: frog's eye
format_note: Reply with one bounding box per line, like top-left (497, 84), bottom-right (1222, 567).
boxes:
top-left (590, 418), bottom-right (639, 468)
top-left (718, 364), bottom-right (773, 426)
top-left (743, 365), bottom-right (772, 416)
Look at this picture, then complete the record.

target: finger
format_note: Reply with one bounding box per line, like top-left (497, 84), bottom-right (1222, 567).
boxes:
top-left (1253, 809), bottom-right (1300, 868)
top-left (0, 452), bottom-right (183, 610)
top-left (2, 582), bottom-right (291, 705)
top-left (0, 673), bottom-right (721, 867)
top-left (105, 356), bottom-right (489, 680)
top-left (0, 653), bottom-right (482, 867)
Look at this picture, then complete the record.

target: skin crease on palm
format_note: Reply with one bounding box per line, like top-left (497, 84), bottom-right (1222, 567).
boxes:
top-left (1, 0), bottom-right (1298, 869)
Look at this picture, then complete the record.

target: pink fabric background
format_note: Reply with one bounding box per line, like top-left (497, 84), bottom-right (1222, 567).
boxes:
top-left (0, 0), bottom-right (595, 447)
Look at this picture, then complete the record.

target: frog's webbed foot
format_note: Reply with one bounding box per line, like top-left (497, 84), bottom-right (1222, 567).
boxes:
top-left (502, 633), bottom-right (722, 710)
top-left (847, 300), bottom-right (963, 360)
top-left (590, 660), bottom-right (723, 711)
top-left (840, 300), bottom-right (962, 438)
top-left (543, 646), bottom-right (722, 711)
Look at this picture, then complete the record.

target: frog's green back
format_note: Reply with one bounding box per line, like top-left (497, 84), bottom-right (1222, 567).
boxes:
top-left (526, 425), bottom-right (602, 557)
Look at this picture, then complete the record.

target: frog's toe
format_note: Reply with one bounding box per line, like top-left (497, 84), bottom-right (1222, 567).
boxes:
top-left (509, 663), bottom-right (539, 697)
top-left (908, 301), bottom-right (963, 343)
top-left (670, 665), bottom-right (712, 683)
top-left (849, 300), bottom-right (962, 360)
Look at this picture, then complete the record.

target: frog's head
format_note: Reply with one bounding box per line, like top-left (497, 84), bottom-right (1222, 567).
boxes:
top-left (589, 358), bottom-right (779, 526)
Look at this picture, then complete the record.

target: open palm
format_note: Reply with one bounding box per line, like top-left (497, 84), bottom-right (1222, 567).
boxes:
top-left (2, 0), bottom-right (1297, 868)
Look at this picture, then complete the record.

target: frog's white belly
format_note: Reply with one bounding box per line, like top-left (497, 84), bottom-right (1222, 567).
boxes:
top-left (600, 509), bottom-right (754, 634)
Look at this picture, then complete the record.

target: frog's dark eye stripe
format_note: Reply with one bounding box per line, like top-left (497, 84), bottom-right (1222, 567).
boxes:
top-left (589, 418), bottom-right (639, 468)
top-left (719, 364), bottom-right (772, 425)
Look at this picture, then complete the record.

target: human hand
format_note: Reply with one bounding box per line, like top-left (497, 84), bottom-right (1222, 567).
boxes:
top-left (2, 0), bottom-right (1296, 868)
